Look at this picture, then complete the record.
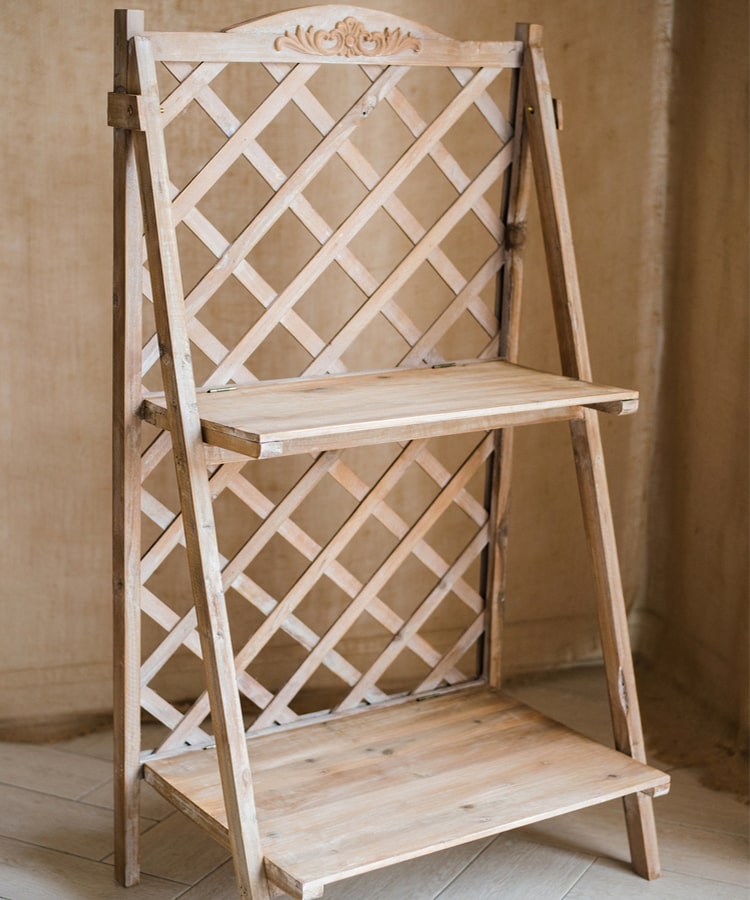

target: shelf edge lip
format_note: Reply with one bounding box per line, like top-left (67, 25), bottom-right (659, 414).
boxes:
top-left (143, 686), bottom-right (670, 895)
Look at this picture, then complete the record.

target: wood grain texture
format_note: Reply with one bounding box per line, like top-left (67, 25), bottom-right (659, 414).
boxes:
top-left (132, 34), bottom-right (270, 900)
top-left (112, 8), bottom-right (145, 889)
top-left (115, 11), bottom-right (666, 896)
top-left (147, 5), bottom-right (523, 68)
top-left (141, 360), bottom-right (638, 459)
top-left (145, 688), bottom-right (669, 898)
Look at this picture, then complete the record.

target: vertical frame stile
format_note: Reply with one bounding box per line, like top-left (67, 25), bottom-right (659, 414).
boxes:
top-left (129, 35), bottom-right (271, 900)
top-left (112, 8), bottom-right (144, 888)
top-left (520, 23), bottom-right (661, 879)
top-left (484, 26), bottom-right (533, 689)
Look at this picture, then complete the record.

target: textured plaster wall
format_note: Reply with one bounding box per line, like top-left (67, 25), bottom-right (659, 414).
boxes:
top-left (3, 0), bottom-right (738, 733)
top-left (644, 0), bottom-right (749, 742)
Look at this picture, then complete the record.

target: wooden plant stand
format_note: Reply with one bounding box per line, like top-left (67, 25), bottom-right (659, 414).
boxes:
top-left (111, 7), bottom-right (669, 897)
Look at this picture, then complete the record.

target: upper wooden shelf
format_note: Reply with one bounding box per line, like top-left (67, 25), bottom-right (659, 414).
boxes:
top-left (141, 360), bottom-right (638, 459)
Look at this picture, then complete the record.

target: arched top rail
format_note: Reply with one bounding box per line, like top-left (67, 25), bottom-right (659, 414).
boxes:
top-left (142, 5), bottom-right (523, 67)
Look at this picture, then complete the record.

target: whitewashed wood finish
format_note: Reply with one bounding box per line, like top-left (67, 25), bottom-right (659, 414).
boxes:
top-left (144, 688), bottom-right (668, 898)
top-left (146, 5), bottom-right (524, 68)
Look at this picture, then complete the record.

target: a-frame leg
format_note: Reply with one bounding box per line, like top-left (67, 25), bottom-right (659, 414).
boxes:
top-left (485, 40), bottom-right (533, 688)
top-left (570, 411), bottom-right (660, 878)
top-left (113, 8), bottom-right (145, 887)
top-left (129, 35), bottom-right (271, 900)
top-left (518, 22), bottom-right (661, 878)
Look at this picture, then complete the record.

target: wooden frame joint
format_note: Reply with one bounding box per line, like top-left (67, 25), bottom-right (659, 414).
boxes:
top-left (108, 92), bottom-right (144, 130)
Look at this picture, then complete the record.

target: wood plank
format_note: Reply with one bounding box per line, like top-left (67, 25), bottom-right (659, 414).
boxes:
top-left (141, 360), bottom-right (638, 459)
top-left (145, 8), bottom-right (522, 67)
top-left (484, 32), bottom-right (534, 689)
top-left (520, 24), bottom-right (590, 381)
top-left (112, 7), bottom-right (145, 889)
top-left (144, 688), bottom-right (669, 897)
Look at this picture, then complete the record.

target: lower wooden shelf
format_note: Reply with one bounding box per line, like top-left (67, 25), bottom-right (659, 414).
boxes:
top-left (144, 686), bottom-right (669, 899)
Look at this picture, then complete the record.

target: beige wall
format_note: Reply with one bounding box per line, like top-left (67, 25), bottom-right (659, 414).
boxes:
top-left (643, 0), bottom-right (749, 741)
top-left (1, 0), bottom-right (743, 737)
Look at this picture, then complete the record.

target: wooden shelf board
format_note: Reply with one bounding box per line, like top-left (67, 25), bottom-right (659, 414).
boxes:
top-left (141, 360), bottom-right (638, 459)
top-left (144, 686), bottom-right (668, 898)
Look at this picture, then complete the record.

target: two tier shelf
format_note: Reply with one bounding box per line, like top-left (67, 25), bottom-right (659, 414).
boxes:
top-left (111, 7), bottom-right (668, 897)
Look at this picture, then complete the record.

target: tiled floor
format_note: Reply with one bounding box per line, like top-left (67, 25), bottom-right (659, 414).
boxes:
top-left (0, 669), bottom-right (747, 899)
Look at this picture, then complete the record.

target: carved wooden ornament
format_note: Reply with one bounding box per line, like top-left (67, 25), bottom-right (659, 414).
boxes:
top-left (274, 16), bottom-right (422, 58)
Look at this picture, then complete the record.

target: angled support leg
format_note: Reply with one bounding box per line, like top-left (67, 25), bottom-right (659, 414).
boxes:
top-left (130, 35), bottom-right (271, 900)
top-left (570, 410), bottom-right (660, 878)
top-left (485, 36), bottom-right (533, 688)
top-left (519, 22), bottom-right (661, 878)
top-left (113, 8), bottom-right (145, 887)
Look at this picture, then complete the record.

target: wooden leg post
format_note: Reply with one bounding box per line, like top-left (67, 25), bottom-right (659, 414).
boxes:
top-left (570, 409), bottom-right (661, 879)
top-left (112, 8), bottom-right (145, 886)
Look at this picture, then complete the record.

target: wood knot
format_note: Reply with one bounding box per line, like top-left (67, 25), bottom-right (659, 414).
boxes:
top-left (505, 222), bottom-right (527, 250)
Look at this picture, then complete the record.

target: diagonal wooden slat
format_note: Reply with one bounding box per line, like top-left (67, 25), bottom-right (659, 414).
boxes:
top-left (366, 65), bottom-right (502, 236)
top-left (136, 40), bottom-right (506, 750)
top-left (416, 611), bottom-right (487, 693)
top-left (160, 61), bottom-right (227, 126)
top-left (450, 66), bottom-right (514, 142)
top-left (335, 524), bottom-right (490, 711)
top-left (400, 249), bottom-right (504, 366)
top-left (252, 432), bottom-right (493, 727)
top-left (277, 62), bottom-right (503, 340)
top-left (169, 65), bottom-right (320, 227)
top-left (326, 455), bottom-right (485, 612)
top-left (226, 465), bottom-right (477, 686)
top-left (140, 462), bottom-right (243, 581)
top-left (269, 60), bottom-right (502, 355)
top-left (306, 144), bottom-right (511, 376)
top-left (140, 481), bottom-right (390, 738)
top-left (160, 438), bottom-right (429, 746)
top-left (207, 65), bottom-right (501, 383)
top-left (176, 65), bottom-right (410, 337)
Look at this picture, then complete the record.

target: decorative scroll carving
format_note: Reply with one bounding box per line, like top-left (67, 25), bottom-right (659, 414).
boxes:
top-left (274, 16), bottom-right (422, 58)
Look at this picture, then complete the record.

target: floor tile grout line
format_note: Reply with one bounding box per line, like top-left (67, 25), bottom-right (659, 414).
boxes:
top-left (0, 777), bottom-right (111, 808)
top-left (74, 777), bottom-right (118, 804)
top-left (173, 857), bottom-right (234, 898)
top-left (658, 862), bottom-right (750, 890)
top-left (560, 855), bottom-right (598, 898)
top-left (430, 837), bottom-right (496, 899)
top-left (0, 778), bottom-right (160, 828)
top-left (0, 829), bottom-right (184, 887)
top-left (658, 818), bottom-right (750, 839)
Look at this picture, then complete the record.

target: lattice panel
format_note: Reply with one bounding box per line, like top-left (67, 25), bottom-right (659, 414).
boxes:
top-left (136, 44), bottom-right (516, 756)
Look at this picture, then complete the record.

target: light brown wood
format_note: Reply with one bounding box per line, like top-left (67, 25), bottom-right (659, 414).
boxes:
top-left (112, 9), bottom-right (666, 896)
top-left (484, 26), bottom-right (535, 689)
top-left (520, 23), bottom-right (590, 382)
top-left (131, 35), bottom-right (270, 900)
top-left (141, 360), bottom-right (638, 459)
top-left (112, 8), bottom-right (145, 889)
top-left (147, 6), bottom-right (523, 68)
top-left (144, 688), bottom-right (668, 898)
top-left (520, 22), bottom-right (661, 878)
